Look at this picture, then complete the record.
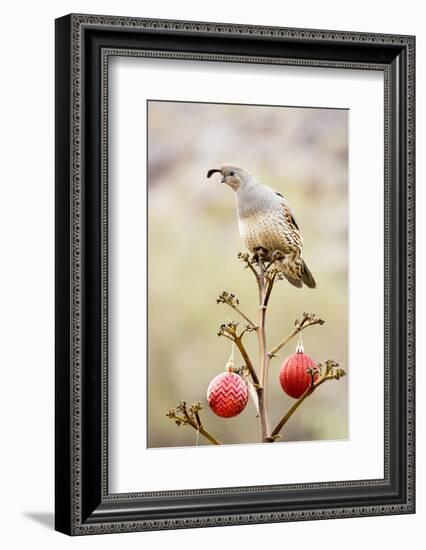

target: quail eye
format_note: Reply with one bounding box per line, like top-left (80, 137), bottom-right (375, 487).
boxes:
top-left (229, 171), bottom-right (235, 176)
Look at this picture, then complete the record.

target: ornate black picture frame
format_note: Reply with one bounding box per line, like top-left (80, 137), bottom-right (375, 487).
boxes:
top-left (55, 14), bottom-right (415, 535)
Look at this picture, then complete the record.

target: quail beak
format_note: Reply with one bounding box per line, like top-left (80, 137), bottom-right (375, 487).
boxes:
top-left (206, 168), bottom-right (222, 181)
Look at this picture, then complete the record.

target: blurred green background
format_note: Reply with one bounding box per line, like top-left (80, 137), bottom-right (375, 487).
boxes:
top-left (147, 100), bottom-right (348, 448)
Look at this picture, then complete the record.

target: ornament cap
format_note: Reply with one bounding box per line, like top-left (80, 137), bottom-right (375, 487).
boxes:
top-left (295, 334), bottom-right (304, 353)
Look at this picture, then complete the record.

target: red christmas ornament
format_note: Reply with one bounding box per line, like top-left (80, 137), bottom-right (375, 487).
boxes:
top-left (279, 342), bottom-right (318, 399)
top-left (207, 368), bottom-right (248, 418)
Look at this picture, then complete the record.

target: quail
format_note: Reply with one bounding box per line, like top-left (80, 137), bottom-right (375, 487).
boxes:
top-left (207, 165), bottom-right (316, 289)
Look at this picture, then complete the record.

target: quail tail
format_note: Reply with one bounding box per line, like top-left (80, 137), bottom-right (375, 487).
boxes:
top-left (302, 260), bottom-right (316, 289)
top-left (283, 273), bottom-right (303, 288)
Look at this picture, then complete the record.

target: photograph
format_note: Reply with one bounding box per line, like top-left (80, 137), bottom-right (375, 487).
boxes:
top-left (52, 12), bottom-right (415, 537)
top-left (0, 0), bottom-right (419, 545)
top-left (147, 100), bottom-right (349, 448)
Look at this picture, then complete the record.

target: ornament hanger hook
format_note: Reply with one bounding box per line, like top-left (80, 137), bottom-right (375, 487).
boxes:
top-left (296, 333), bottom-right (304, 353)
top-left (226, 341), bottom-right (236, 371)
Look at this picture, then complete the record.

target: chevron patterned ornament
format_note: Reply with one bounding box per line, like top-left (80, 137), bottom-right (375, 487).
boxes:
top-left (207, 370), bottom-right (248, 418)
top-left (279, 342), bottom-right (318, 399)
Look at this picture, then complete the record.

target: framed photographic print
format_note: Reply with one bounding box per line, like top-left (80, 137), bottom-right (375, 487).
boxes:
top-left (55, 14), bottom-right (415, 535)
